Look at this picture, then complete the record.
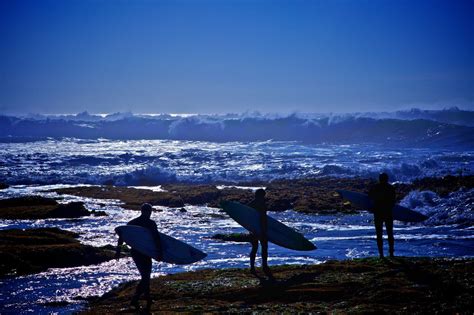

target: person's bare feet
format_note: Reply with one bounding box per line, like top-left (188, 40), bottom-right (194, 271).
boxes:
top-left (263, 266), bottom-right (274, 280)
top-left (130, 299), bottom-right (140, 310)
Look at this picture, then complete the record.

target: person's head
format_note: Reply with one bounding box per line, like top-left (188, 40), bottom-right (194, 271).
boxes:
top-left (140, 203), bottom-right (153, 218)
top-left (379, 173), bottom-right (389, 184)
top-left (255, 188), bottom-right (266, 201)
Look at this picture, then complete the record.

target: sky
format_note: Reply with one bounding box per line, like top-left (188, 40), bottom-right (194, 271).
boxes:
top-left (1, 0), bottom-right (473, 114)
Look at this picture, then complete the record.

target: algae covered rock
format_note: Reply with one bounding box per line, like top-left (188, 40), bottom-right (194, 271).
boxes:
top-left (0, 228), bottom-right (119, 277)
top-left (0, 196), bottom-right (106, 219)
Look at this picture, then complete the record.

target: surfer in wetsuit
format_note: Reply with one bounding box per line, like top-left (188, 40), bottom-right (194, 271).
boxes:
top-left (368, 173), bottom-right (396, 259)
top-left (115, 203), bottom-right (163, 310)
top-left (248, 189), bottom-right (273, 278)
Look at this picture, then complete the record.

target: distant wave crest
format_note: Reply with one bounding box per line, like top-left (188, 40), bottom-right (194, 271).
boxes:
top-left (1, 108), bottom-right (473, 147)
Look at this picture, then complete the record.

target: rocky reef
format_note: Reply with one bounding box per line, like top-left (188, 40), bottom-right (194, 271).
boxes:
top-left (0, 196), bottom-right (107, 219)
top-left (0, 228), bottom-right (124, 277)
top-left (54, 175), bottom-right (474, 213)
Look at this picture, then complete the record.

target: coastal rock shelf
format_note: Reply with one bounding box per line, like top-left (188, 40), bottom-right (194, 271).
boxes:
top-left (53, 175), bottom-right (474, 213)
top-left (83, 257), bottom-right (474, 313)
top-left (0, 228), bottom-right (122, 277)
top-left (0, 196), bottom-right (107, 219)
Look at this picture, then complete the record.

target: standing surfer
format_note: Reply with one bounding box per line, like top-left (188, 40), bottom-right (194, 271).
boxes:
top-left (368, 173), bottom-right (396, 258)
top-left (248, 189), bottom-right (273, 278)
top-left (115, 203), bottom-right (163, 310)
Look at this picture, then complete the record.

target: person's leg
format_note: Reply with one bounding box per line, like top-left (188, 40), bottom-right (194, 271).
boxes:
top-left (261, 239), bottom-right (269, 268)
top-left (250, 237), bottom-right (258, 273)
top-left (141, 257), bottom-right (152, 300)
top-left (386, 218), bottom-right (394, 257)
top-left (131, 252), bottom-right (152, 307)
top-left (142, 258), bottom-right (152, 310)
top-left (260, 239), bottom-right (273, 278)
top-left (374, 216), bottom-right (384, 258)
top-left (131, 253), bottom-right (144, 306)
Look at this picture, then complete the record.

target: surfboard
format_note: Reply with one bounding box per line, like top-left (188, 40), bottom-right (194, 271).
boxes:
top-left (336, 190), bottom-right (428, 222)
top-left (115, 225), bottom-right (207, 265)
top-left (220, 200), bottom-right (316, 251)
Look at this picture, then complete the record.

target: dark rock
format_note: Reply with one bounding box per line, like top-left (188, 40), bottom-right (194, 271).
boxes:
top-left (54, 186), bottom-right (185, 210)
top-left (53, 175), bottom-right (474, 214)
top-left (0, 228), bottom-right (122, 277)
top-left (0, 196), bottom-right (57, 208)
top-left (211, 233), bottom-right (254, 243)
top-left (46, 202), bottom-right (90, 218)
top-left (0, 183), bottom-right (9, 189)
top-left (0, 196), bottom-right (105, 219)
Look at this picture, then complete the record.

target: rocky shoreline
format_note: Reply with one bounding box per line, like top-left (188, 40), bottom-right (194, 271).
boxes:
top-left (0, 228), bottom-right (125, 277)
top-left (0, 196), bottom-right (107, 220)
top-left (83, 257), bottom-right (474, 314)
top-left (53, 175), bottom-right (473, 213)
top-left (0, 175), bottom-right (472, 312)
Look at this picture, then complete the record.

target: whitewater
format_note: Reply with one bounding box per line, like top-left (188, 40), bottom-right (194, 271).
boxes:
top-left (1, 139), bottom-right (473, 186)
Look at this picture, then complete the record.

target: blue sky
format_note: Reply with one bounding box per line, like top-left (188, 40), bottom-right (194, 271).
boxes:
top-left (1, 0), bottom-right (473, 114)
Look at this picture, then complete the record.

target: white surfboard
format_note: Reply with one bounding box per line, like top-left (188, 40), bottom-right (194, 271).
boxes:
top-left (336, 190), bottom-right (428, 222)
top-left (220, 201), bottom-right (316, 251)
top-left (115, 225), bottom-right (207, 265)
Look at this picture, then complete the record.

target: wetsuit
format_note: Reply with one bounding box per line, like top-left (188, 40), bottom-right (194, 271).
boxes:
top-left (248, 198), bottom-right (269, 272)
top-left (118, 216), bottom-right (162, 304)
top-left (368, 182), bottom-right (396, 257)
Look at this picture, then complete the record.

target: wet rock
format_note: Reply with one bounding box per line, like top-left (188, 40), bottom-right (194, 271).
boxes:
top-left (83, 257), bottom-right (474, 314)
top-left (0, 183), bottom-right (9, 189)
top-left (45, 202), bottom-right (91, 218)
top-left (53, 175), bottom-right (474, 214)
top-left (397, 175), bottom-right (474, 198)
top-left (0, 196), bottom-right (106, 219)
top-left (54, 186), bottom-right (185, 210)
top-left (210, 233), bottom-right (254, 243)
top-left (0, 228), bottom-right (122, 277)
top-left (162, 184), bottom-right (221, 205)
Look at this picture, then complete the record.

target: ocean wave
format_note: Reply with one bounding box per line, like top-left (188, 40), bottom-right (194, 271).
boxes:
top-left (400, 188), bottom-right (474, 226)
top-left (0, 138), bottom-right (472, 186)
top-left (1, 109), bottom-right (473, 147)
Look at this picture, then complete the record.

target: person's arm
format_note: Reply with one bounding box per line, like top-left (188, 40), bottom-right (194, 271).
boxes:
top-left (260, 205), bottom-right (268, 242)
top-left (367, 186), bottom-right (376, 211)
top-left (389, 186), bottom-right (397, 208)
top-left (115, 232), bottom-right (123, 259)
top-left (151, 222), bottom-right (163, 260)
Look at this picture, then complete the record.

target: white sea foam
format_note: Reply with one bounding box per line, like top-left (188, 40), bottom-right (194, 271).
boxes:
top-left (1, 140), bottom-right (472, 186)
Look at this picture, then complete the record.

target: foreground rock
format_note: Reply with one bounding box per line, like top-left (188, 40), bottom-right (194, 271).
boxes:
top-left (0, 228), bottom-right (122, 277)
top-left (54, 175), bottom-right (474, 213)
top-left (84, 257), bottom-right (473, 313)
top-left (211, 233), bottom-right (255, 243)
top-left (0, 182), bottom-right (8, 189)
top-left (0, 196), bottom-right (107, 219)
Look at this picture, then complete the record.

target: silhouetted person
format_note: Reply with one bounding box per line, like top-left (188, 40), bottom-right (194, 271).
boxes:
top-left (368, 173), bottom-right (396, 258)
top-left (115, 203), bottom-right (162, 310)
top-left (248, 189), bottom-right (272, 278)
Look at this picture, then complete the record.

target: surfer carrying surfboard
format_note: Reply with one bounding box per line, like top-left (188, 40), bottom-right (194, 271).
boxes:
top-left (248, 189), bottom-right (273, 278)
top-left (115, 203), bottom-right (163, 310)
top-left (368, 173), bottom-right (396, 259)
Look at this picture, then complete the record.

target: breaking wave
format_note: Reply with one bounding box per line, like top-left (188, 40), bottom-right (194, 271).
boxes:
top-left (0, 139), bottom-right (472, 185)
top-left (1, 108), bottom-right (473, 147)
top-left (400, 188), bottom-right (474, 226)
